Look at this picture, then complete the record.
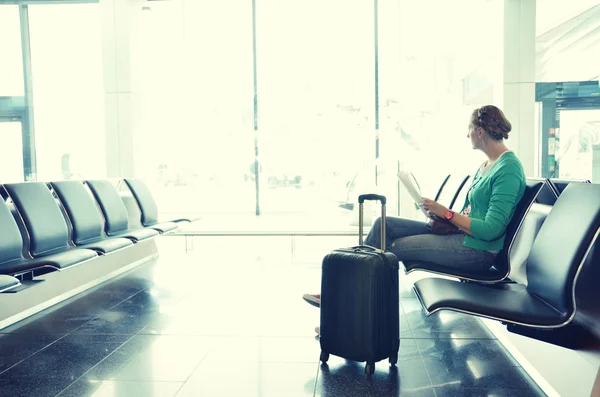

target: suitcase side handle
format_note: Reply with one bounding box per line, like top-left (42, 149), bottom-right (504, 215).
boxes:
top-left (357, 194), bottom-right (386, 250)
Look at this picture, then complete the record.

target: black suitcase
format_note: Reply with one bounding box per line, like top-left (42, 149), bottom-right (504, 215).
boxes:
top-left (319, 194), bottom-right (400, 374)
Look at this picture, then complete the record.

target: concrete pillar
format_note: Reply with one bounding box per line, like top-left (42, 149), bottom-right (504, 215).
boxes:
top-left (101, 0), bottom-right (143, 178)
top-left (498, 0), bottom-right (537, 176)
top-left (593, 144), bottom-right (600, 183)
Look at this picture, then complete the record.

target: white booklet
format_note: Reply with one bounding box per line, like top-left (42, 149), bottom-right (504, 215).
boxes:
top-left (397, 170), bottom-right (430, 218)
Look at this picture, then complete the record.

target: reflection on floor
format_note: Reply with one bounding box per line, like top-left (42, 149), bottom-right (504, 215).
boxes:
top-left (0, 238), bottom-right (546, 397)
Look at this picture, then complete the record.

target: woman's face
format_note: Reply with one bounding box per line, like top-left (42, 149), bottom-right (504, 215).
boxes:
top-left (468, 123), bottom-right (480, 149)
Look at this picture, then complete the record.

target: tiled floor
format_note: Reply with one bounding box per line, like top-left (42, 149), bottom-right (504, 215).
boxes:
top-left (0, 238), bottom-right (546, 397)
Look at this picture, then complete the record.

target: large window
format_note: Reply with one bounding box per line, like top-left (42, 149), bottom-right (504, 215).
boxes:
top-left (0, 5), bottom-right (24, 97)
top-left (535, 2), bottom-right (600, 181)
top-left (0, 121), bottom-right (24, 183)
top-left (130, 0), bottom-right (508, 226)
top-left (256, 0), bottom-right (374, 224)
top-left (28, 3), bottom-right (106, 181)
top-left (132, 0), bottom-right (255, 217)
top-left (379, 0), bottom-right (504, 217)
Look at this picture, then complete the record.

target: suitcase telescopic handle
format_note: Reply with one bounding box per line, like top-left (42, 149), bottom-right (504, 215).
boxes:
top-left (358, 194), bottom-right (386, 205)
top-left (357, 194), bottom-right (386, 250)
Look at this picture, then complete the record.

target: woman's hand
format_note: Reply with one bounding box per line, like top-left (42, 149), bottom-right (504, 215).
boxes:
top-left (422, 198), bottom-right (449, 218)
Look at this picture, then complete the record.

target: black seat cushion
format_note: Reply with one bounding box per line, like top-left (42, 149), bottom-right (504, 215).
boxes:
top-left (0, 275), bottom-right (20, 292)
top-left (114, 227), bottom-right (158, 242)
top-left (35, 248), bottom-right (97, 269)
top-left (147, 221), bottom-right (178, 233)
top-left (403, 261), bottom-right (502, 281)
top-left (0, 248), bottom-right (97, 275)
top-left (78, 237), bottom-right (133, 254)
top-left (413, 277), bottom-right (566, 326)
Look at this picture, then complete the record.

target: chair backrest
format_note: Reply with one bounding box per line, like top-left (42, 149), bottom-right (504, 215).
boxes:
top-left (123, 178), bottom-right (159, 226)
top-left (493, 178), bottom-right (545, 277)
top-left (435, 174), bottom-right (470, 209)
top-left (4, 182), bottom-right (71, 257)
top-left (572, 234), bottom-right (600, 340)
top-left (433, 174), bottom-right (451, 202)
top-left (51, 181), bottom-right (105, 245)
top-left (450, 176), bottom-right (473, 212)
top-left (526, 183), bottom-right (600, 317)
top-left (508, 202), bottom-right (552, 285)
top-left (549, 178), bottom-right (591, 196)
top-left (535, 181), bottom-right (559, 205)
top-left (0, 190), bottom-right (25, 265)
top-left (85, 180), bottom-right (129, 236)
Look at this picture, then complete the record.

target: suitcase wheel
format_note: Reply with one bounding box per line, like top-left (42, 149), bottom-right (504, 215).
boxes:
top-left (365, 362), bottom-right (375, 375)
top-left (320, 351), bottom-right (329, 363)
top-left (389, 352), bottom-right (398, 366)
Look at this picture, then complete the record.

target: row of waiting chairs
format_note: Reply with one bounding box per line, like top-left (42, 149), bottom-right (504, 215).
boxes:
top-left (0, 178), bottom-right (196, 293)
top-left (406, 176), bottom-right (598, 348)
top-left (412, 175), bottom-right (592, 282)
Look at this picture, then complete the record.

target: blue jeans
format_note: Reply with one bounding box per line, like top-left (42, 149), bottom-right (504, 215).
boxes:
top-left (364, 217), bottom-right (496, 272)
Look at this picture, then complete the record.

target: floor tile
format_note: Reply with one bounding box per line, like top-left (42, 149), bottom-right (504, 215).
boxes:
top-left (205, 336), bottom-right (321, 364)
top-left (314, 350), bottom-right (433, 397)
top-left (1, 311), bottom-right (100, 335)
top-left (72, 290), bottom-right (182, 335)
top-left (434, 386), bottom-right (546, 397)
top-left (83, 334), bottom-right (211, 382)
top-left (57, 379), bottom-right (183, 397)
top-left (0, 332), bottom-right (63, 374)
top-left (0, 334), bottom-right (130, 397)
top-left (402, 298), bottom-right (494, 339)
top-left (417, 337), bottom-right (537, 390)
top-left (0, 247), bottom-right (547, 397)
top-left (175, 361), bottom-right (318, 397)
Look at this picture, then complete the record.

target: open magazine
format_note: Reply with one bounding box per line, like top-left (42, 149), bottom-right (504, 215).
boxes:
top-left (397, 170), bottom-right (431, 218)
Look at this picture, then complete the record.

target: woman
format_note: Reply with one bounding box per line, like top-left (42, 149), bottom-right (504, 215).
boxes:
top-left (303, 105), bottom-right (526, 308)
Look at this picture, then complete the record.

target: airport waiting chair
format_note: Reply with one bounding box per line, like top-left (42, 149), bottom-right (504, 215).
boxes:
top-left (413, 183), bottom-right (600, 330)
top-left (85, 180), bottom-right (159, 242)
top-left (124, 178), bottom-right (200, 229)
top-left (435, 174), bottom-right (470, 209)
top-left (50, 181), bottom-right (133, 254)
top-left (403, 178), bottom-right (546, 282)
top-left (549, 178), bottom-right (591, 196)
top-left (0, 275), bottom-right (21, 292)
top-left (2, 183), bottom-right (98, 274)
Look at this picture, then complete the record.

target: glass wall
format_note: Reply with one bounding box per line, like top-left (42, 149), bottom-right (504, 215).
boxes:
top-left (0, 4), bottom-right (27, 183)
top-left (256, 0), bottom-right (374, 222)
top-left (128, 0), bottom-right (508, 227)
top-left (382, 0), bottom-right (504, 217)
top-left (2, 0), bottom-right (600, 227)
top-left (28, 3), bottom-right (106, 181)
top-left (0, 121), bottom-right (24, 183)
top-left (0, 5), bottom-right (24, 97)
top-left (132, 0), bottom-right (255, 216)
top-left (535, 2), bottom-right (600, 181)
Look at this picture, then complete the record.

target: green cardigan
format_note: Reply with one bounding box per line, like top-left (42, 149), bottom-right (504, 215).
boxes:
top-left (459, 152), bottom-right (526, 252)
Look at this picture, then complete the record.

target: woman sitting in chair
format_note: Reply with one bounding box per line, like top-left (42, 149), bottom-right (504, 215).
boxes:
top-left (303, 104), bottom-right (527, 309)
